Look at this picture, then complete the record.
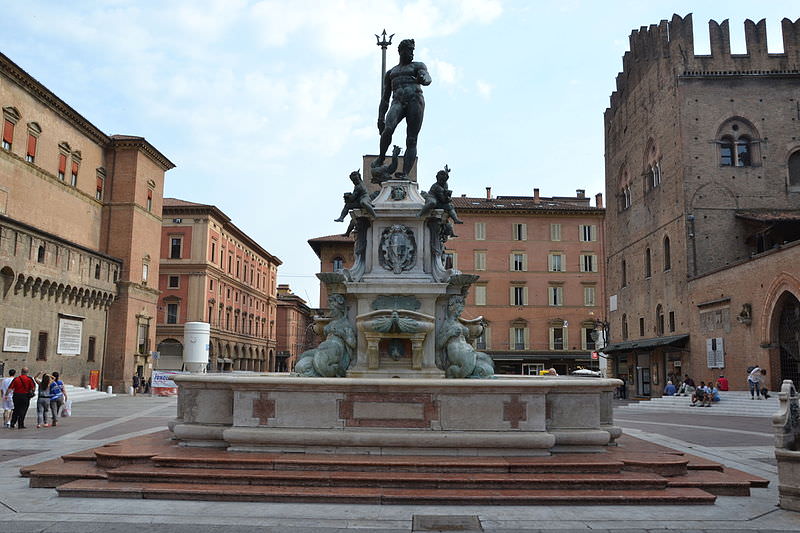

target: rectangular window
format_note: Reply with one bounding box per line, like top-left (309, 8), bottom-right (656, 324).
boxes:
top-left (168, 275), bottom-right (179, 288)
top-left (474, 251), bottom-right (486, 271)
top-left (583, 328), bottom-right (596, 350)
top-left (58, 153), bottom-right (67, 180)
top-left (579, 224), bottom-right (597, 242)
top-left (87, 336), bottom-right (96, 362)
top-left (228, 255), bottom-right (232, 273)
top-left (474, 222), bottom-right (486, 240)
top-left (548, 253), bottom-right (564, 272)
top-left (669, 311), bottom-right (675, 332)
top-left (209, 279), bottom-right (214, 291)
top-left (512, 223), bottom-right (527, 241)
top-left (474, 285), bottom-right (487, 306)
top-left (170, 237), bottom-right (182, 259)
top-left (96, 176), bottom-right (104, 200)
top-left (706, 337), bottom-right (725, 368)
top-left (513, 327), bottom-right (526, 350)
top-left (137, 322), bottom-right (149, 354)
top-left (2, 120), bottom-right (13, 150)
top-left (550, 223), bottom-right (561, 241)
top-left (142, 263), bottom-right (149, 282)
top-left (166, 303), bottom-right (179, 324)
top-left (236, 259), bottom-right (241, 277)
top-left (475, 331), bottom-right (486, 350)
top-left (512, 285), bottom-right (527, 306)
top-left (548, 286), bottom-right (563, 306)
top-left (584, 286), bottom-right (596, 306)
top-left (639, 317), bottom-right (645, 337)
top-left (36, 331), bottom-right (48, 361)
top-left (210, 241), bottom-right (216, 262)
top-left (511, 252), bottom-right (526, 272)
top-left (26, 133), bottom-right (37, 162)
top-left (580, 254), bottom-right (597, 273)
top-left (550, 327), bottom-right (564, 350)
top-left (70, 160), bottom-right (79, 186)
top-left (146, 190), bottom-right (153, 212)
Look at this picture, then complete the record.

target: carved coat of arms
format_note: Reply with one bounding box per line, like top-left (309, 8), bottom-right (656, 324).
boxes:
top-left (379, 224), bottom-right (416, 274)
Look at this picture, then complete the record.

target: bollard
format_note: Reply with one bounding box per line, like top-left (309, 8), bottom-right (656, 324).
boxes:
top-left (107, 386), bottom-right (113, 395)
top-left (129, 386), bottom-right (134, 396)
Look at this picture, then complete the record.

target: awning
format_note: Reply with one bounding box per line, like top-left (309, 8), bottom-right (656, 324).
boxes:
top-left (602, 334), bottom-right (689, 354)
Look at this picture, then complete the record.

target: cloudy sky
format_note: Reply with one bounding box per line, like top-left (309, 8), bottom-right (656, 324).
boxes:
top-left (3, 1), bottom-right (798, 307)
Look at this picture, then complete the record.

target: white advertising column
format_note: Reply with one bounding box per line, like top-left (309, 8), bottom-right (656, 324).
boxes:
top-left (183, 322), bottom-right (210, 373)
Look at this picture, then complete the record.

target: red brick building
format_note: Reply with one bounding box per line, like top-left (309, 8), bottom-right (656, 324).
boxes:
top-left (275, 284), bottom-right (315, 372)
top-left (602, 15), bottom-right (800, 395)
top-left (309, 187), bottom-right (605, 376)
top-left (0, 52), bottom-right (173, 390)
top-left (156, 199), bottom-right (281, 372)
top-left (447, 189), bottom-right (605, 375)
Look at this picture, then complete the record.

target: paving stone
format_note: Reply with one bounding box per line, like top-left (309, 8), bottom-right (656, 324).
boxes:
top-left (413, 514), bottom-right (482, 531)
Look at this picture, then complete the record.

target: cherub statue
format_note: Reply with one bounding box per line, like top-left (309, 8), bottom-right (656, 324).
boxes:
top-left (335, 170), bottom-right (377, 222)
top-left (418, 165), bottom-right (463, 223)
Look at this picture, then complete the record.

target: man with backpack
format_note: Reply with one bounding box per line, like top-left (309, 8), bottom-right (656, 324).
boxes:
top-left (8, 367), bottom-right (36, 429)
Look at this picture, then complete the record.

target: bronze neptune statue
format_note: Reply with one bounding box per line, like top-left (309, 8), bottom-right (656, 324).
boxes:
top-left (373, 38), bottom-right (431, 179)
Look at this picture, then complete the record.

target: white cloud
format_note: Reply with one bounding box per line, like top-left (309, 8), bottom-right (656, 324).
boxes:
top-left (430, 59), bottom-right (459, 85)
top-left (476, 80), bottom-right (493, 98)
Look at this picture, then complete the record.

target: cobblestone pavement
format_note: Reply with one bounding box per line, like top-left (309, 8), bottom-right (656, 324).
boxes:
top-left (0, 395), bottom-right (798, 532)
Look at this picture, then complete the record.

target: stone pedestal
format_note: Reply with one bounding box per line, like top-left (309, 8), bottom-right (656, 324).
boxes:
top-left (774, 379), bottom-right (800, 511)
top-left (171, 374), bottom-right (622, 456)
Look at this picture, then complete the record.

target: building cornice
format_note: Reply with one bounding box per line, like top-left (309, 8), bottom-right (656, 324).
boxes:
top-left (0, 52), bottom-right (110, 147)
top-left (109, 136), bottom-right (175, 171)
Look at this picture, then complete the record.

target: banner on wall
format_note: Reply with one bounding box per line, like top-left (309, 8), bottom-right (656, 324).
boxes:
top-left (151, 370), bottom-right (187, 396)
top-left (57, 317), bottom-right (83, 355)
top-left (3, 328), bottom-right (30, 352)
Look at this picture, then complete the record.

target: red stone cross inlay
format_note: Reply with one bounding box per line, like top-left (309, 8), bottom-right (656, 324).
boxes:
top-left (503, 395), bottom-right (527, 429)
top-left (252, 393), bottom-right (275, 426)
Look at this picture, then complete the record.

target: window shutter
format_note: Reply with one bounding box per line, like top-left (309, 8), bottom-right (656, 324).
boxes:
top-left (2, 120), bottom-right (13, 144)
top-left (563, 325), bottom-right (569, 349)
top-left (521, 224), bottom-right (527, 241)
top-left (591, 225), bottom-right (597, 241)
top-left (509, 328), bottom-right (515, 351)
top-left (484, 326), bottom-right (491, 350)
top-left (548, 328), bottom-right (554, 350)
top-left (524, 327), bottom-right (530, 350)
top-left (523, 286), bottom-right (529, 306)
top-left (716, 337), bottom-right (725, 368)
top-left (522, 253), bottom-right (528, 271)
top-left (27, 134), bottom-right (37, 157)
top-left (58, 153), bottom-right (67, 174)
top-left (509, 253), bottom-right (514, 271)
top-left (71, 161), bottom-right (79, 175)
top-left (509, 286), bottom-right (515, 305)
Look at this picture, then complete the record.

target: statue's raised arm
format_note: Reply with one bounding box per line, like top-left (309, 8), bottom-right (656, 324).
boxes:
top-left (373, 38), bottom-right (431, 179)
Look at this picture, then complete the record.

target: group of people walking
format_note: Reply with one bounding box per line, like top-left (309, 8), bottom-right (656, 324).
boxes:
top-left (1, 367), bottom-right (68, 429)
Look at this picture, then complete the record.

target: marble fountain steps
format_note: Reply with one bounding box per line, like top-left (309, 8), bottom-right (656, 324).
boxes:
top-left (21, 431), bottom-right (769, 505)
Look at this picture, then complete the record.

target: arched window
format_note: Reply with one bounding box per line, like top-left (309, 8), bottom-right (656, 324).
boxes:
top-left (644, 140), bottom-right (662, 191)
top-left (655, 304), bottom-right (664, 336)
top-left (618, 168), bottom-right (632, 211)
top-left (736, 136), bottom-right (752, 167)
top-left (621, 314), bottom-right (628, 341)
top-left (644, 248), bottom-right (652, 278)
top-left (37, 245), bottom-right (45, 263)
top-left (332, 257), bottom-right (344, 271)
top-left (663, 236), bottom-right (671, 271)
top-left (788, 151), bottom-right (800, 191)
top-left (719, 135), bottom-right (734, 166)
top-left (718, 119), bottom-right (759, 167)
